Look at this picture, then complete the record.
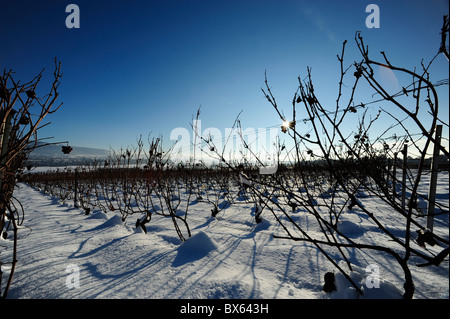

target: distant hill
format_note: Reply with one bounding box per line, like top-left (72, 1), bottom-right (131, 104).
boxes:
top-left (26, 143), bottom-right (109, 167)
top-left (28, 144), bottom-right (109, 159)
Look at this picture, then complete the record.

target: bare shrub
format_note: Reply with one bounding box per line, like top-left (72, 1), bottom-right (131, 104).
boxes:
top-left (0, 59), bottom-right (63, 298)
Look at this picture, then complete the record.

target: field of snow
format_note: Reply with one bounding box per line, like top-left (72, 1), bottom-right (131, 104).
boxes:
top-left (2, 171), bottom-right (449, 301)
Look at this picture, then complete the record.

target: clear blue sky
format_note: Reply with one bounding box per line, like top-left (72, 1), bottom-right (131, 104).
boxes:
top-left (1, 0), bottom-right (448, 159)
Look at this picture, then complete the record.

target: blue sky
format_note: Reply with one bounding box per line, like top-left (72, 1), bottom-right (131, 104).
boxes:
top-left (1, 0), bottom-right (448, 158)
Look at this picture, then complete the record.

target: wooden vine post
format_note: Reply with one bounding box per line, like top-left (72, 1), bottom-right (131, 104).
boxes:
top-left (426, 125), bottom-right (443, 232)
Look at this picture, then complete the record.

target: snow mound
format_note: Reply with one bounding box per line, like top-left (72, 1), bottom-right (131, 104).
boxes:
top-left (101, 214), bottom-right (123, 227)
top-left (254, 218), bottom-right (271, 232)
top-left (86, 210), bottom-right (108, 220)
top-left (85, 214), bottom-right (123, 232)
top-left (172, 231), bottom-right (220, 267)
top-left (337, 219), bottom-right (364, 238)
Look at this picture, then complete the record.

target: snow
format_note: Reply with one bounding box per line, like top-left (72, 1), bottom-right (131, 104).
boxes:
top-left (172, 231), bottom-right (220, 267)
top-left (330, 261), bottom-right (403, 299)
top-left (2, 171), bottom-right (449, 299)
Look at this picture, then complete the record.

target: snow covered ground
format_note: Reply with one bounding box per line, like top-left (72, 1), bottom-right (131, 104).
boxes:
top-left (2, 171), bottom-right (449, 300)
